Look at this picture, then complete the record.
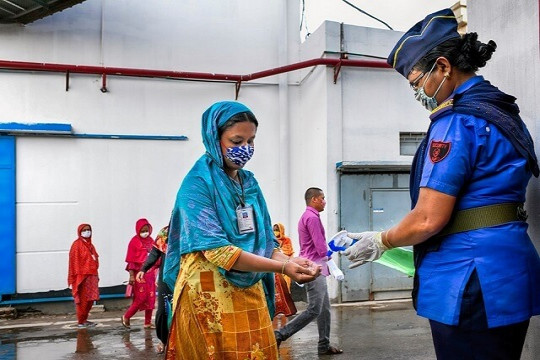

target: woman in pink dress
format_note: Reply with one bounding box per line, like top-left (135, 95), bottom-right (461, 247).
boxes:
top-left (121, 218), bottom-right (158, 329)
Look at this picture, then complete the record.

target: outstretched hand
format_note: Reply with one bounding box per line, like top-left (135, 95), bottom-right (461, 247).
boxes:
top-left (343, 231), bottom-right (386, 268)
top-left (284, 257), bottom-right (321, 284)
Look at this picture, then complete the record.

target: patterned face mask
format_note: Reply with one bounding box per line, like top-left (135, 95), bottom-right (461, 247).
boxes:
top-left (225, 145), bottom-right (254, 167)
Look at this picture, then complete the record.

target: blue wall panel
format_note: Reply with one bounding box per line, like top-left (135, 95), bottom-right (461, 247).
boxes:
top-left (0, 136), bottom-right (15, 295)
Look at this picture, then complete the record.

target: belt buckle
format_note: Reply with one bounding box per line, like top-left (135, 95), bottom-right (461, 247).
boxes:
top-left (517, 205), bottom-right (528, 221)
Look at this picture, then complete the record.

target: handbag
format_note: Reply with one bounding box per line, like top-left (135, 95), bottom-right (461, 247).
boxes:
top-left (125, 283), bottom-right (133, 298)
top-left (274, 273), bottom-right (297, 317)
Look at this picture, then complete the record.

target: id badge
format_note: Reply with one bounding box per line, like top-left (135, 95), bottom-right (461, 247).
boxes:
top-left (236, 205), bottom-right (255, 234)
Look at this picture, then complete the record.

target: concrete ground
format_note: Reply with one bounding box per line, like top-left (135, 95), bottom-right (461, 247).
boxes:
top-left (0, 299), bottom-right (538, 360)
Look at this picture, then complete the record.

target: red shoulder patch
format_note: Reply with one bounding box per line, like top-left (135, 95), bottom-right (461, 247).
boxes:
top-left (429, 140), bottom-right (451, 163)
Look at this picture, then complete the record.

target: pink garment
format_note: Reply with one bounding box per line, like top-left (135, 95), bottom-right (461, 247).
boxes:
top-left (125, 218), bottom-right (154, 266)
top-left (298, 206), bottom-right (329, 276)
top-left (124, 218), bottom-right (158, 314)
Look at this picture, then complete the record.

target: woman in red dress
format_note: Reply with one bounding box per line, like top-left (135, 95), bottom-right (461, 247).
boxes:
top-left (122, 218), bottom-right (158, 329)
top-left (68, 223), bottom-right (99, 328)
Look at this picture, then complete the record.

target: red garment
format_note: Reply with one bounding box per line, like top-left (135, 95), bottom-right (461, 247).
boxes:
top-left (274, 273), bottom-right (297, 317)
top-left (68, 224), bottom-right (99, 304)
top-left (124, 218), bottom-right (157, 315)
top-left (76, 300), bottom-right (93, 324)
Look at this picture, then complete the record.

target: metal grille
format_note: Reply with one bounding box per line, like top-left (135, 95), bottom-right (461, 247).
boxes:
top-left (399, 132), bottom-right (426, 156)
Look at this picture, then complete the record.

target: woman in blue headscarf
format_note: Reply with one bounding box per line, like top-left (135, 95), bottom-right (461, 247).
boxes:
top-left (164, 101), bottom-right (320, 359)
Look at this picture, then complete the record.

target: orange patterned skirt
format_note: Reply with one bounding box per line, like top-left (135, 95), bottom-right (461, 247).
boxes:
top-left (166, 252), bottom-right (279, 360)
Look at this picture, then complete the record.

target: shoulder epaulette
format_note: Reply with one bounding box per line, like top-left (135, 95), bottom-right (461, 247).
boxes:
top-left (429, 99), bottom-right (453, 121)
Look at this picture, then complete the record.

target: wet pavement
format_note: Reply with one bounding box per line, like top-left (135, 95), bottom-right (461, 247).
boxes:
top-left (0, 300), bottom-right (538, 359)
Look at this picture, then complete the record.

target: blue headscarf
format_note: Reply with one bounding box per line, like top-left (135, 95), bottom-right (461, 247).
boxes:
top-left (163, 101), bottom-right (277, 316)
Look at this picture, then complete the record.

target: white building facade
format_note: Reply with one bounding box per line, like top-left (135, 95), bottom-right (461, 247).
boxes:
top-left (0, 0), bottom-right (538, 310)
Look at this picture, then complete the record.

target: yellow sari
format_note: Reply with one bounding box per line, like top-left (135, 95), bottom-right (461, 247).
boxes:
top-left (166, 246), bottom-right (279, 360)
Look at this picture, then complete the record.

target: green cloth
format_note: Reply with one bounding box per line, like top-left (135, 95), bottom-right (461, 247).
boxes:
top-left (375, 248), bottom-right (415, 277)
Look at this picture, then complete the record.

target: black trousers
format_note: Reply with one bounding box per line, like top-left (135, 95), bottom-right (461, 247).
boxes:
top-left (155, 279), bottom-right (172, 345)
top-left (429, 270), bottom-right (530, 360)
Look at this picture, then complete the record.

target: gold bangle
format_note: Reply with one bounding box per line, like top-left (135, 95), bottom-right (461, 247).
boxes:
top-left (281, 259), bottom-right (290, 274)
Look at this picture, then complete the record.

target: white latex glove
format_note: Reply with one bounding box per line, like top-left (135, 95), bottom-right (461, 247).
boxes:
top-left (334, 234), bottom-right (354, 248)
top-left (343, 231), bottom-right (387, 269)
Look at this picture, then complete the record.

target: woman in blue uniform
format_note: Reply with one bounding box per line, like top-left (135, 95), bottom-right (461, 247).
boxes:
top-left (343, 8), bottom-right (540, 360)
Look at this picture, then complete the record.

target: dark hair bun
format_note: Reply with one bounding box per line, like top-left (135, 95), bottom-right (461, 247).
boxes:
top-left (461, 33), bottom-right (497, 71)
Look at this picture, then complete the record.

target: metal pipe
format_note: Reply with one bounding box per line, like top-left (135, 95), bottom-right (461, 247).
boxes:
top-left (0, 59), bottom-right (243, 81)
top-left (239, 58), bottom-right (390, 82)
top-left (0, 57), bottom-right (391, 84)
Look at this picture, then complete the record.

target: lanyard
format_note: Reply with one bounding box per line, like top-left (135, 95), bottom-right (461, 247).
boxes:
top-left (228, 172), bottom-right (246, 207)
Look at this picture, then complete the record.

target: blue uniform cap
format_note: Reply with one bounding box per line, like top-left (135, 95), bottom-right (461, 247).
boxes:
top-left (387, 8), bottom-right (460, 78)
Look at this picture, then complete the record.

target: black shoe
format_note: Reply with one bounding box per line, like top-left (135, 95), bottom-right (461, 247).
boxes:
top-left (318, 345), bottom-right (343, 355)
top-left (274, 331), bottom-right (282, 348)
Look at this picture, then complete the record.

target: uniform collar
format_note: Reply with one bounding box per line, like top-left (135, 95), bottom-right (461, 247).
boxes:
top-left (429, 75), bottom-right (484, 121)
top-left (454, 75), bottom-right (484, 96)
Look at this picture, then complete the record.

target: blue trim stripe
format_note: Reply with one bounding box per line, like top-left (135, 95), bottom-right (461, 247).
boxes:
top-left (0, 293), bottom-right (126, 305)
top-left (0, 123), bottom-right (188, 141)
top-left (0, 122), bottom-right (72, 134)
top-left (72, 133), bottom-right (188, 141)
top-left (0, 136), bottom-right (16, 296)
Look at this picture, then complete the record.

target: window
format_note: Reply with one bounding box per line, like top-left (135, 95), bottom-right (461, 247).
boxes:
top-left (400, 132), bottom-right (426, 156)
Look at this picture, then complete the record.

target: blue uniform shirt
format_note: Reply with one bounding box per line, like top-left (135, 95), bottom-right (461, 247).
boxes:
top-left (416, 76), bottom-right (540, 327)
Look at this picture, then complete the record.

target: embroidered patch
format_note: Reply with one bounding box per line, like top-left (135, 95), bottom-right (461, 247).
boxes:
top-left (429, 140), bottom-right (451, 163)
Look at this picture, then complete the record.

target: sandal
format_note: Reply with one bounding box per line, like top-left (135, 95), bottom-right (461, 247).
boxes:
top-left (144, 324), bottom-right (156, 329)
top-left (318, 345), bottom-right (343, 355)
top-left (121, 316), bottom-right (130, 329)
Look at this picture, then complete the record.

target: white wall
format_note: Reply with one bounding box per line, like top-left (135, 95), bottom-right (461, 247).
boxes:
top-left (0, 0), bottom-right (299, 293)
top-left (291, 21), bottom-right (430, 300)
top-left (467, 0), bottom-right (540, 252)
top-left (6, 0), bottom-right (512, 300)
top-left (467, 2), bottom-right (540, 357)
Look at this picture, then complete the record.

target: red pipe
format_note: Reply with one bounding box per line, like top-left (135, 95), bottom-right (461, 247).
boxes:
top-left (0, 57), bottom-right (390, 83)
top-left (240, 58), bottom-right (390, 81)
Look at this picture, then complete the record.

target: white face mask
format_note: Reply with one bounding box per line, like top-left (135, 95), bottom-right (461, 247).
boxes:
top-left (140, 232), bottom-right (150, 238)
top-left (81, 230), bottom-right (92, 238)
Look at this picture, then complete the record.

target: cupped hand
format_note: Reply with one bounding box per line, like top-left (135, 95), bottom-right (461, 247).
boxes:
top-left (135, 271), bottom-right (146, 283)
top-left (128, 275), bottom-right (135, 285)
top-left (289, 256), bottom-right (316, 269)
top-left (284, 259), bottom-right (321, 284)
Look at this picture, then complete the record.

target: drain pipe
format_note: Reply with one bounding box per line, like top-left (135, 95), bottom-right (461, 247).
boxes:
top-left (278, 0), bottom-right (291, 233)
